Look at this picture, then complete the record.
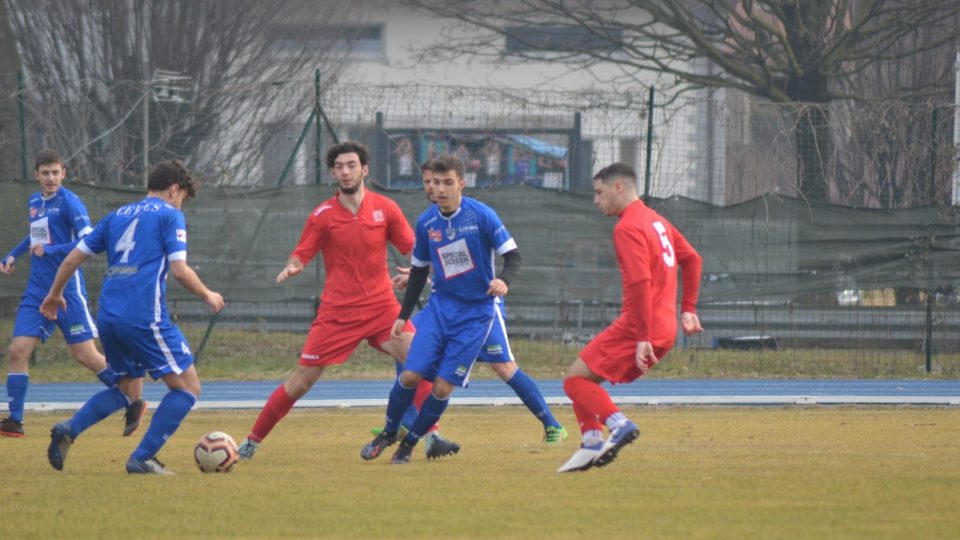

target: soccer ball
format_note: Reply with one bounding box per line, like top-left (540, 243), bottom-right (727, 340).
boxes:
top-left (194, 431), bottom-right (239, 473)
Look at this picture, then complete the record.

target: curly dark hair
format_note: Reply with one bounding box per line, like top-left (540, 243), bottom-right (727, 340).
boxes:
top-left (147, 160), bottom-right (196, 198)
top-left (325, 141), bottom-right (370, 168)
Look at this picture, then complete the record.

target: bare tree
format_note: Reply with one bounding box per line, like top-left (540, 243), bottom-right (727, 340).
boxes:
top-left (398, 0), bottom-right (960, 204)
top-left (5, 0), bottom-right (360, 186)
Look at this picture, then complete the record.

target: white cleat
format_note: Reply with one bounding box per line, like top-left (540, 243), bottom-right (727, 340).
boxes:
top-left (556, 443), bottom-right (603, 473)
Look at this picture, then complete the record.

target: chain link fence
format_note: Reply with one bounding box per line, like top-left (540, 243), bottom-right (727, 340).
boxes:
top-left (1, 74), bottom-right (959, 372)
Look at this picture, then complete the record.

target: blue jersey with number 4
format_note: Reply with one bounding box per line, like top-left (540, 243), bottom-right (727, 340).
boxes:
top-left (411, 196), bottom-right (516, 304)
top-left (77, 197), bottom-right (188, 324)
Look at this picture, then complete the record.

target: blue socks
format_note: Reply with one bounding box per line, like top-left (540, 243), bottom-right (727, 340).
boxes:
top-left (405, 393), bottom-right (449, 445)
top-left (68, 387), bottom-right (129, 438)
top-left (384, 376), bottom-right (416, 434)
top-left (6, 373), bottom-right (28, 422)
top-left (394, 361), bottom-right (420, 429)
top-left (507, 368), bottom-right (560, 428)
top-left (132, 389), bottom-right (196, 461)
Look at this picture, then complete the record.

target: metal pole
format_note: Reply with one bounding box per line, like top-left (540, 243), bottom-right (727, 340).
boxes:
top-left (925, 107), bottom-right (939, 373)
top-left (569, 111), bottom-right (581, 191)
top-left (314, 69), bottom-right (322, 184)
top-left (142, 79), bottom-right (150, 186)
top-left (643, 86), bottom-right (655, 201)
top-left (952, 49), bottom-right (960, 205)
top-left (17, 68), bottom-right (27, 180)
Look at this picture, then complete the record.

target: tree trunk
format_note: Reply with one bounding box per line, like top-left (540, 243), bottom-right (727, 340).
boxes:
top-left (793, 105), bottom-right (832, 203)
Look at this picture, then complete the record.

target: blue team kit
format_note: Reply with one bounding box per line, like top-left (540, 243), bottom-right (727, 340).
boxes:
top-left (77, 197), bottom-right (194, 379)
top-left (10, 187), bottom-right (97, 344)
top-left (404, 196), bottom-right (518, 387)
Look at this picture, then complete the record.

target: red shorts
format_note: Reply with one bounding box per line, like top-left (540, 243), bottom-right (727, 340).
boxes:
top-left (579, 319), bottom-right (671, 384)
top-left (299, 301), bottom-right (415, 366)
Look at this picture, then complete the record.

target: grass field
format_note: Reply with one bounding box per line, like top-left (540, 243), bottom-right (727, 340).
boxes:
top-left (4, 321), bottom-right (959, 382)
top-left (2, 406), bottom-right (959, 539)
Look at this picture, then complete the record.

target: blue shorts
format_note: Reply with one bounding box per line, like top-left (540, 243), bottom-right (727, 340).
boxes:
top-left (476, 301), bottom-right (514, 364)
top-left (98, 319), bottom-right (193, 380)
top-left (405, 295), bottom-right (495, 388)
top-left (13, 294), bottom-right (98, 345)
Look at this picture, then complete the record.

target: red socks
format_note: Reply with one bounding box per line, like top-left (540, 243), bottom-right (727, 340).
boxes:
top-left (563, 376), bottom-right (619, 434)
top-left (248, 384), bottom-right (297, 443)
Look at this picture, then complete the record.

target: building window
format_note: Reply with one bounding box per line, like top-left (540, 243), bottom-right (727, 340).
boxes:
top-left (505, 26), bottom-right (623, 54)
top-left (272, 24), bottom-right (385, 62)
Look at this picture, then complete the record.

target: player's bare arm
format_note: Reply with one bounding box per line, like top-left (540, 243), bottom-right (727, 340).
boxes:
top-left (170, 259), bottom-right (224, 314)
top-left (681, 312), bottom-right (703, 336)
top-left (635, 341), bottom-right (657, 374)
top-left (392, 265), bottom-right (411, 290)
top-left (276, 256), bottom-right (304, 283)
top-left (40, 248), bottom-right (90, 319)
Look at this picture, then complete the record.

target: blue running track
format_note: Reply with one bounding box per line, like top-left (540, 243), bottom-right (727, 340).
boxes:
top-left (5, 379), bottom-right (959, 411)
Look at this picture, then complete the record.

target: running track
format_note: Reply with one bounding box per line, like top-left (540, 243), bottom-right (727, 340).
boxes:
top-left (6, 379), bottom-right (960, 411)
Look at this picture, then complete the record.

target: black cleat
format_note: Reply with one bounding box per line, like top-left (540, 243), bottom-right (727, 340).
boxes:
top-left (48, 422), bottom-right (74, 471)
top-left (391, 441), bottom-right (415, 464)
top-left (424, 432), bottom-right (460, 460)
top-left (123, 398), bottom-right (147, 437)
top-left (361, 431), bottom-right (398, 461)
top-left (1, 417), bottom-right (24, 438)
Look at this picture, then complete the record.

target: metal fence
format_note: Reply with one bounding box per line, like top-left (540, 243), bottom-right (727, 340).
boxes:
top-left (1, 75), bottom-right (959, 371)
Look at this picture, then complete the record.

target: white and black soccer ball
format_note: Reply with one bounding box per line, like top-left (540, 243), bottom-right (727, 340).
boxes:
top-left (194, 431), bottom-right (239, 473)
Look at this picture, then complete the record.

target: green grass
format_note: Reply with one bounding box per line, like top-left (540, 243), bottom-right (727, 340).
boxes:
top-left (2, 406), bottom-right (959, 539)
top-left (4, 320), bottom-right (958, 382)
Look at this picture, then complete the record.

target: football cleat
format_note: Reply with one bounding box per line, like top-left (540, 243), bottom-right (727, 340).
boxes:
top-left (594, 420), bottom-right (640, 468)
top-left (126, 456), bottom-right (173, 475)
top-left (391, 441), bottom-right (415, 464)
top-left (424, 432), bottom-right (460, 460)
top-left (122, 398), bottom-right (148, 437)
top-left (556, 442), bottom-right (604, 473)
top-left (237, 438), bottom-right (260, 461)
top-left (543, 425), bottom-right (568, 445)
top-left (361, 431), bottom-right (398, 461)
top-left (370, 425), bottom-right (409, 439)
top-left (1, 417), bottom-right (24, 438)
top-left (47, 421), bottom-right (74, 471)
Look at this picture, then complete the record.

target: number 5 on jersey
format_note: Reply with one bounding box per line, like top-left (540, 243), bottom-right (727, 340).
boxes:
top-left (115, 217), bottom-right (139, 263)
top-left (652, 221), bottom-right (675, 268)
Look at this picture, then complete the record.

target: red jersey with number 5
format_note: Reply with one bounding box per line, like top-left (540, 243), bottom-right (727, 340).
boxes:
top-left (613, 199), bottom-right (702, 348)
top-left (291, 191), bottom-right (414, 309)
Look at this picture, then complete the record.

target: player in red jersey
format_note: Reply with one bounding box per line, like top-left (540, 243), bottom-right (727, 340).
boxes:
top-left (237, 142), bottom-right (458, 461)
top-left (557, 162), bottom-right (703, 473)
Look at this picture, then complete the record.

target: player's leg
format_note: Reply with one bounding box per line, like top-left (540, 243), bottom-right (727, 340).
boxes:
top-left (4, 300), bottom-right (53, 436)
top-left (126, 365), bottom-right (200, 475)
top-left (238, 363), bottom-right (327, 460)
top-left (48, 323), bottom-right (146, 471)
top-left (483, 311), bottom-right (566, 442)
top-left (240, 309), bottom-right (357, 460)
top-left (3, 335), bottom-right (38, 437)
top-left (360, 367), bottom-right (425, 461)
top-left (378, 325), bottom-right (445, 437)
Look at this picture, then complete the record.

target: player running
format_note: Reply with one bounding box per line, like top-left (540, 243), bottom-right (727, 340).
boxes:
top-left (557, 163), bottom-right (703, 473)
top-left (387, 161), bottom-right (566, 444)
top-left (1, 149), bottom-right (144, 438)
top-left (41, 159), bottom-right (223, 474)
top-left (237, 142), bottom-right (459, 461)
top-left (361, 154), bottom-right (523, 464)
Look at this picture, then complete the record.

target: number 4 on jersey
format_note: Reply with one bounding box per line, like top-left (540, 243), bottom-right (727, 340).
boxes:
top-left (115, 217), bottom-right (139, 263)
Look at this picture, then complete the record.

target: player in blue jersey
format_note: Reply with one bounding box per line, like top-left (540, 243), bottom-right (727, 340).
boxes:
top-left (361, 155), bottom-right (525, 464)
top-left (386, 162), bottom-right (567, 444)
top-left (0, 150), bottom-right (145, 438)
top-left (40, 160), bottom-right (224, 474)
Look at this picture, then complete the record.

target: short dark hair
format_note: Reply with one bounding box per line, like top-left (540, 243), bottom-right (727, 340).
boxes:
top-left (429, 155), bottom-right (465, 179)
top-left (325, 141), bottom-right (370, 168)
top-left (148, 160), bottom-right (196, 198)
top-left (35, 149), bottom-right (63, 171)
top-left (595, 162), bottom-right (637, 183)
top-left (420, 160), bottom-right (433, 172)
